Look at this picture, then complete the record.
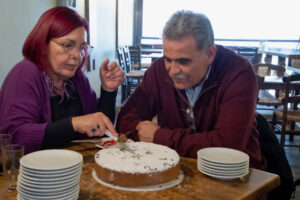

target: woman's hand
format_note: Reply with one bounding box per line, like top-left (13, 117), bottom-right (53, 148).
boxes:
top-left (100, 59), bottom-right (125, 92)
top-left (71, 112), bottom-right (118, 137)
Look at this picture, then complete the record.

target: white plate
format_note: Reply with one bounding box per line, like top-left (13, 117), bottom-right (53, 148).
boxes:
top-left (18, 193), bottom-right (78, 200)
top-left (20, 165), bottom-right (82, 178)
top-left (17, 185), bottom-right (79, 200)
top-left (198, 158), bottom-right (248, 171)
top-left (198, 166), bottom-right (249, 180)
top-left (20, 149), bottom-right (83, 170)
top-left (18, 173), bottom-right (80, 186)
top-left (17, 183), bottom-right (79, 196)
top-left (19, 170), bottom-right (81, 182)
top-left (21, 161), bottom-right (82, 174)
top-left (197, 147), bottom-right (249, 165)
top-left (92, 169), bottom-right (184, 192)
top-left (198, 157), bottom-right (249, 168)
top-left (18, 175), bottom-right (80, 189)
top-left (198, 164), bottom-right (248, 176)
top-left (18, 180), bottom-right (78, 194)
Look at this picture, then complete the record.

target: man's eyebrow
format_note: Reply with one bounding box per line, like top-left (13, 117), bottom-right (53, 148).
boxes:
top-left (163, 56), bottom-right (191, 62)
top-left (163, 55), bottom-right (170, 60)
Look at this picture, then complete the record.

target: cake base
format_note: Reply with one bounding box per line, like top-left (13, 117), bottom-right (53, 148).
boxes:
top-left (94, 162), bottom-right (180, 187)
top-left (92, 170), bottom-right (184, 192)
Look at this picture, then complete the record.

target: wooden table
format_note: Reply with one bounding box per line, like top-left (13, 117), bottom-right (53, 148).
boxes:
top-left (259, 75), bottom-right (300, 91)
top-left (260, 48), bottom-right (300, 67)
top-left (0, 143), bottom-right (280, 200)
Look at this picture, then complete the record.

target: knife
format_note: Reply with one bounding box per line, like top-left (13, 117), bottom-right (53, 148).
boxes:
top-left (105, 130), bottom-right (135, 154)
top-left (105, 130), bottom-right (118, 141)
top-left (71, 139), bottom-right (103, 143)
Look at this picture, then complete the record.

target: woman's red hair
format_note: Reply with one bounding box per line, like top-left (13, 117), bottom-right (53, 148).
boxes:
top-left (22, 6), bottom-right (89, 71)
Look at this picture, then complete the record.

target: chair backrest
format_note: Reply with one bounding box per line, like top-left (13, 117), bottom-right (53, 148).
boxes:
top-left (253, 63), bottom-right (285, 77)
top-left (282, 74), bottom-right (300, 107)
top-left (123, 45), bottom-right (132, 72)
top-left (128, 45), bottom-right (141, 70)
top-left (116, 47), bottom-right (127, 73)
top-left (277, 74), bottom-right (300, 139)
top-left (288, 54), bottom-right (300, 68)
top-left (237, 47), bottom-right (259, 64)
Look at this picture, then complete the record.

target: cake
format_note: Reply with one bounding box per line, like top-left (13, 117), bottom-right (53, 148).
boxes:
top-left (94, 142), bottom-right (180, 187)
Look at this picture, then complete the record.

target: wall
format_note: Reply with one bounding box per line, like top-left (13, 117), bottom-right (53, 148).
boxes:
top-left (118, 0), bottom-right (134, 47)
top-left (0, 0), bottom-right (55, 86)
top-left (87, 0), bottom-right (117, 96)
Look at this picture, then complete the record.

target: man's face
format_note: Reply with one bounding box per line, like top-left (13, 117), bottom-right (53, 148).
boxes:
top-left (163, 35), bottom-right (216, 90)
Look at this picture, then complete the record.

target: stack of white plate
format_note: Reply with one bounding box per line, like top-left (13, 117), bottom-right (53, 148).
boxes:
top-left (197, 147), bottom-right (249, 180)
top-left (17, 149), bottom-right (83, 200)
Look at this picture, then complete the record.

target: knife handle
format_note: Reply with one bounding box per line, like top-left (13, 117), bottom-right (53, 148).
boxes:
top-left (105, 130), bottom-right (118, 141)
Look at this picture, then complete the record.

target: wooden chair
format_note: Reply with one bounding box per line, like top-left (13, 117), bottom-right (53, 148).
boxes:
top-left (237, 47), bottom-right (260, 65)
top-left (117, 47), bottom-right (144, 103)
top-left (255, 63), bottom-right (286, 127)
top-left (288, 54), bottom-right (300, 68)
top-left (274, 74), bottom-right (300, 146)
top-left (128, 45), bottom-right (142, 70)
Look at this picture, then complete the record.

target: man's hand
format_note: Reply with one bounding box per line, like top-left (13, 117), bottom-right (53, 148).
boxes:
top-left (136, 121), bottom-right (160, 142)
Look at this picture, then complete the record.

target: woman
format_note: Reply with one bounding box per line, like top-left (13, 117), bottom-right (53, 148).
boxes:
top-left (0, 7), bottom-right (124, 153)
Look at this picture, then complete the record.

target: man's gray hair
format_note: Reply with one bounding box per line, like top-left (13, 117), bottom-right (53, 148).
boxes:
top-left (163, 10), bottom-right (214, 51)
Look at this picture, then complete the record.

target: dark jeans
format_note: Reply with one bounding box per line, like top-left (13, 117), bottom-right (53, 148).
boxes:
top-left (256, 113), bottom-right (294, 200)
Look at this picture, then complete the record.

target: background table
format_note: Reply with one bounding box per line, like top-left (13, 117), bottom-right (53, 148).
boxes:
top-left (0, 143), bottom-right (280, 200)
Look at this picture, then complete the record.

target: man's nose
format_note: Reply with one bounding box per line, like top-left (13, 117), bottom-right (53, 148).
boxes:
top-left (169, 61), bottom-right (181, 75)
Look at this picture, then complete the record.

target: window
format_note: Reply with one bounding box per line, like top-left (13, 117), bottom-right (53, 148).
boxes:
top-left (142, 0), bottom-right (300, 41)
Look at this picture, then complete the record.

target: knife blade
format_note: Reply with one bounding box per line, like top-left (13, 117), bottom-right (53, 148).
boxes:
top-left (71, 139), bottom-right (103, 143)
top-left (117, 142), bottom-right (136, 154)
top-left (105, 130), bottom-right (135, 154)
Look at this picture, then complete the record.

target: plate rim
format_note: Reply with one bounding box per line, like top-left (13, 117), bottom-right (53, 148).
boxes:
top-left (20, 149), bottom-right (83, 170)
top-left (197, 147), bottom-right (249, 164)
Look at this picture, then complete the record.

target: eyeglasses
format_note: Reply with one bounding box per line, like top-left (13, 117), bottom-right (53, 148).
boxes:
top-left (51, 40), bottom-right (94, 57)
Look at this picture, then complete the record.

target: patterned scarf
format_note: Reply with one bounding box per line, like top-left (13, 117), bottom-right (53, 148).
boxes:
top-left (42, 72), bottom-right (75, 103)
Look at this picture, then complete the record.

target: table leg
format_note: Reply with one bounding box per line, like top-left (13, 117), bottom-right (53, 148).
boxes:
top-left (264, 54), bottom-right (272, 64)
top-left (278, 56), bottom-right (286, 67)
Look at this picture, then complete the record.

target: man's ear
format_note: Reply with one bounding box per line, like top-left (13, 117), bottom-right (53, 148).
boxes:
top-left (207, 45), bottom-right (217, 65)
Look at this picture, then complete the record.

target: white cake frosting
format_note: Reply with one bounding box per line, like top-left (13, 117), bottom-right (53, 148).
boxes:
top-left (95, 142), bottom-right (180, 173)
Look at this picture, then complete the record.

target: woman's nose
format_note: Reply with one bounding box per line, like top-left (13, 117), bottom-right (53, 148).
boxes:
top-left (69, 46), bottom-right (83, 60)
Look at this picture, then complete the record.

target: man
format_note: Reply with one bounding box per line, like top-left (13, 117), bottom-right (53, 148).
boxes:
top-left (116, 10), bottom-right (265, 170)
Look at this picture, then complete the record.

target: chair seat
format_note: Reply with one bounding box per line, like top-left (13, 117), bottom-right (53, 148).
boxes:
top-left (126, 70), bottom-right (145, 78)
top-left (257, 90), bottom-right (283, 106)
top-left (258, 97), bottom-right (282, 106)
top-left (275, 109), bottom-right (300, 121)
top-left (141, 63), bottom-right (150, 68)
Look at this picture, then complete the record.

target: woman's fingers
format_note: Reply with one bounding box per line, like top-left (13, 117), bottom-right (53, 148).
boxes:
top-left (102, 115), bottom-right (118, 137)
top-left (71, 112), bottom-right (117, 137)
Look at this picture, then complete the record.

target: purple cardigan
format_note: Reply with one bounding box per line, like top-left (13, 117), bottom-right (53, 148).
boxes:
top-left (0, 59), bottom-right (98, 153)
top-left (117, 45), bottom-right (266, 170)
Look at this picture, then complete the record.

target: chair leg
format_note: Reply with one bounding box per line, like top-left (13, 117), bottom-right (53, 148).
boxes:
top-left (121, 85), bottom-right (126, 103)
top-left (271, 112), bottom-right (277, 130)
top-left (290, 121), bottom-right (295, 142)
top-left (281, 119), bottom-right (287, 146)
